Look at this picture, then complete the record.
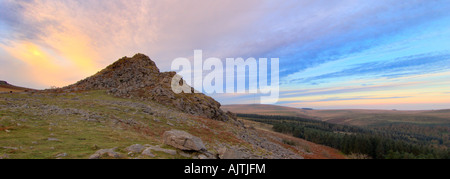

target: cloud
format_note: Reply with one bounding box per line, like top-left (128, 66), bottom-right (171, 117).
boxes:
top-left (1, 0), bottom-right (450, 110)
top-left (285, 53), bottom-right (450, 85)
top-left (297, 96), bottom-right (410, 103)
top-left (278, 81), bottom-right (425, 100)
top-left (0, 0), bottom-right (280, 88)
top-left (275, 0), bottom-right (450, 78)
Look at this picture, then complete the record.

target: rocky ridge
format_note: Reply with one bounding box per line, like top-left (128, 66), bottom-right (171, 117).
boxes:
top-left (59, 54), bottom-right (232, 122)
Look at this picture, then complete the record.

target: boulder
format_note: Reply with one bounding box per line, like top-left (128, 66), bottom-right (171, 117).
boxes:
top-left (144, 145), bottom-right (177, 155)
top-left (89, 148), bottom-right (121, 159)
top-left (141, 148), bottom-right (155, 157)
top-left (163, 130), bottom-right (206, 151)
top-left (125, 144), bottom-right (145, 153)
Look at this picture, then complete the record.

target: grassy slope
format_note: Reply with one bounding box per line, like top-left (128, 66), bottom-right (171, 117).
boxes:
top-left (222, 104), bottom-right (311, 117)
top-left (0, 91), bottom-right (240, 159)
top-left (0, 84), bottom-right (34, 93)
top-left (240, 119), bottom-right (346, 159)
top-left (0, 91), bottom-right (345, 159)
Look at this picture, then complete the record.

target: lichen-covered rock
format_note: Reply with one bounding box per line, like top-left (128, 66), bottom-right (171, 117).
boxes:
top-left (163, 130), bottom-right (206, 151)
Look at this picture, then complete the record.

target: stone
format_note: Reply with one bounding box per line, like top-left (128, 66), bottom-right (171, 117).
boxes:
top-left (125, 144), bottom-right (145, 154)
top-left (218, 147), bottom-right (245, 159)
top-left (56, 153), bottom-right (68, 158)
top-left (198, 154), bottom-right (208, 159)
top-left (141, 148), bottom-right (155, 157)
top-left (146, 145), bottom-right (177, 155)
top-left (178, 151), bottom-right (192, 158)
top-left (86, 118), bottom-right (99, 122)
top-left (2, 147), bottom-right (18, 150)
top-left (163, 130), bottom-right (206, 151)
top-left (89, 148), bottom-right (121, 159)
top-left (47, 138), bottom-right (60, 141)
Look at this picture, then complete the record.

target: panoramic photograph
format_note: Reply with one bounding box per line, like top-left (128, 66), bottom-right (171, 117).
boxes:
top-left (1, 0), bottom-right (449, 166)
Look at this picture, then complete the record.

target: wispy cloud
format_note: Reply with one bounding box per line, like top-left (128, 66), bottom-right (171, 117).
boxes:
top-left (285, 53), bottom-right (450, 85)
top-left (280, 82), bottom-right (424, 98)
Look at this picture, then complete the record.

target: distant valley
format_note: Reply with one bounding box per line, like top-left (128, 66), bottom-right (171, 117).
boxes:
top-left (223, 104), bottom-right (450, 159)
top-left (222, 104), bottom-right (450, 127)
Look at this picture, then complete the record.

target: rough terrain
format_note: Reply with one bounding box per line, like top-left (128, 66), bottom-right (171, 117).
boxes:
top-left (0, 54), bottom-right (345, 159)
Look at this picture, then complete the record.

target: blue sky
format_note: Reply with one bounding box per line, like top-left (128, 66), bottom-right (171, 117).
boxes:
top-left (1, 0), bottom-right (450, 109)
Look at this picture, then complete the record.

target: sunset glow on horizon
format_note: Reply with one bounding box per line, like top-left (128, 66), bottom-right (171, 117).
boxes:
top-left (1, 0), bottom-right (450, 110)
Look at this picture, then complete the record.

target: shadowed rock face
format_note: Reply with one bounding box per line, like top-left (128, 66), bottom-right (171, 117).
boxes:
top-left (61, 53), bottom-right (233, 121)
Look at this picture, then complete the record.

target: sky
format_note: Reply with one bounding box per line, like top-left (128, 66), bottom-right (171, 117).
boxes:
top-left (1, 0), bottom-right (450, 110)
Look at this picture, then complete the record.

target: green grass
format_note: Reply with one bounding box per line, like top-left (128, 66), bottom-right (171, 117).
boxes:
top-left (0, 109), bottom-right (155, 159)
top-left (0, 90), bottom-right (256, 159)
top-left (0, 91), bottom-right (180, 158)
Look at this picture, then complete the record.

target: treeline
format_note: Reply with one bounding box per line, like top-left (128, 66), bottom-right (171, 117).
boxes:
top-left (238, 114), bottom-right (450, 159)
top-left (371, 124), bottom-right (450, 148)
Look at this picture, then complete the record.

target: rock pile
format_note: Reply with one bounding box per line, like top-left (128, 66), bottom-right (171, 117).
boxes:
top-left (60, 53), bottom-right (233, 121)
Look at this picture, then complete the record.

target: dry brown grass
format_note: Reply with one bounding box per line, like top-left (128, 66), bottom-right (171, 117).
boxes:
top-left (0, 83), bottom-right (34, 92)
top-left (0, 87), bottom-right (23, 92)
top-left (239, 118), bottom-right (347, 159)
top-left (257, 126), bottom-right (347, 159)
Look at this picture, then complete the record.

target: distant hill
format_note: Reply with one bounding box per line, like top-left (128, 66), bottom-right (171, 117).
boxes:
top-left (222, 104), bottom-right (314, 118)
top-left (0, 80), bottom-right (35, 93)
top-left (222, 104), bottom-right (450, 127)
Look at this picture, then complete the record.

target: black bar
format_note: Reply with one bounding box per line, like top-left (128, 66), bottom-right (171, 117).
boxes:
top-left (0, 159), bottom-right (445, 178)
